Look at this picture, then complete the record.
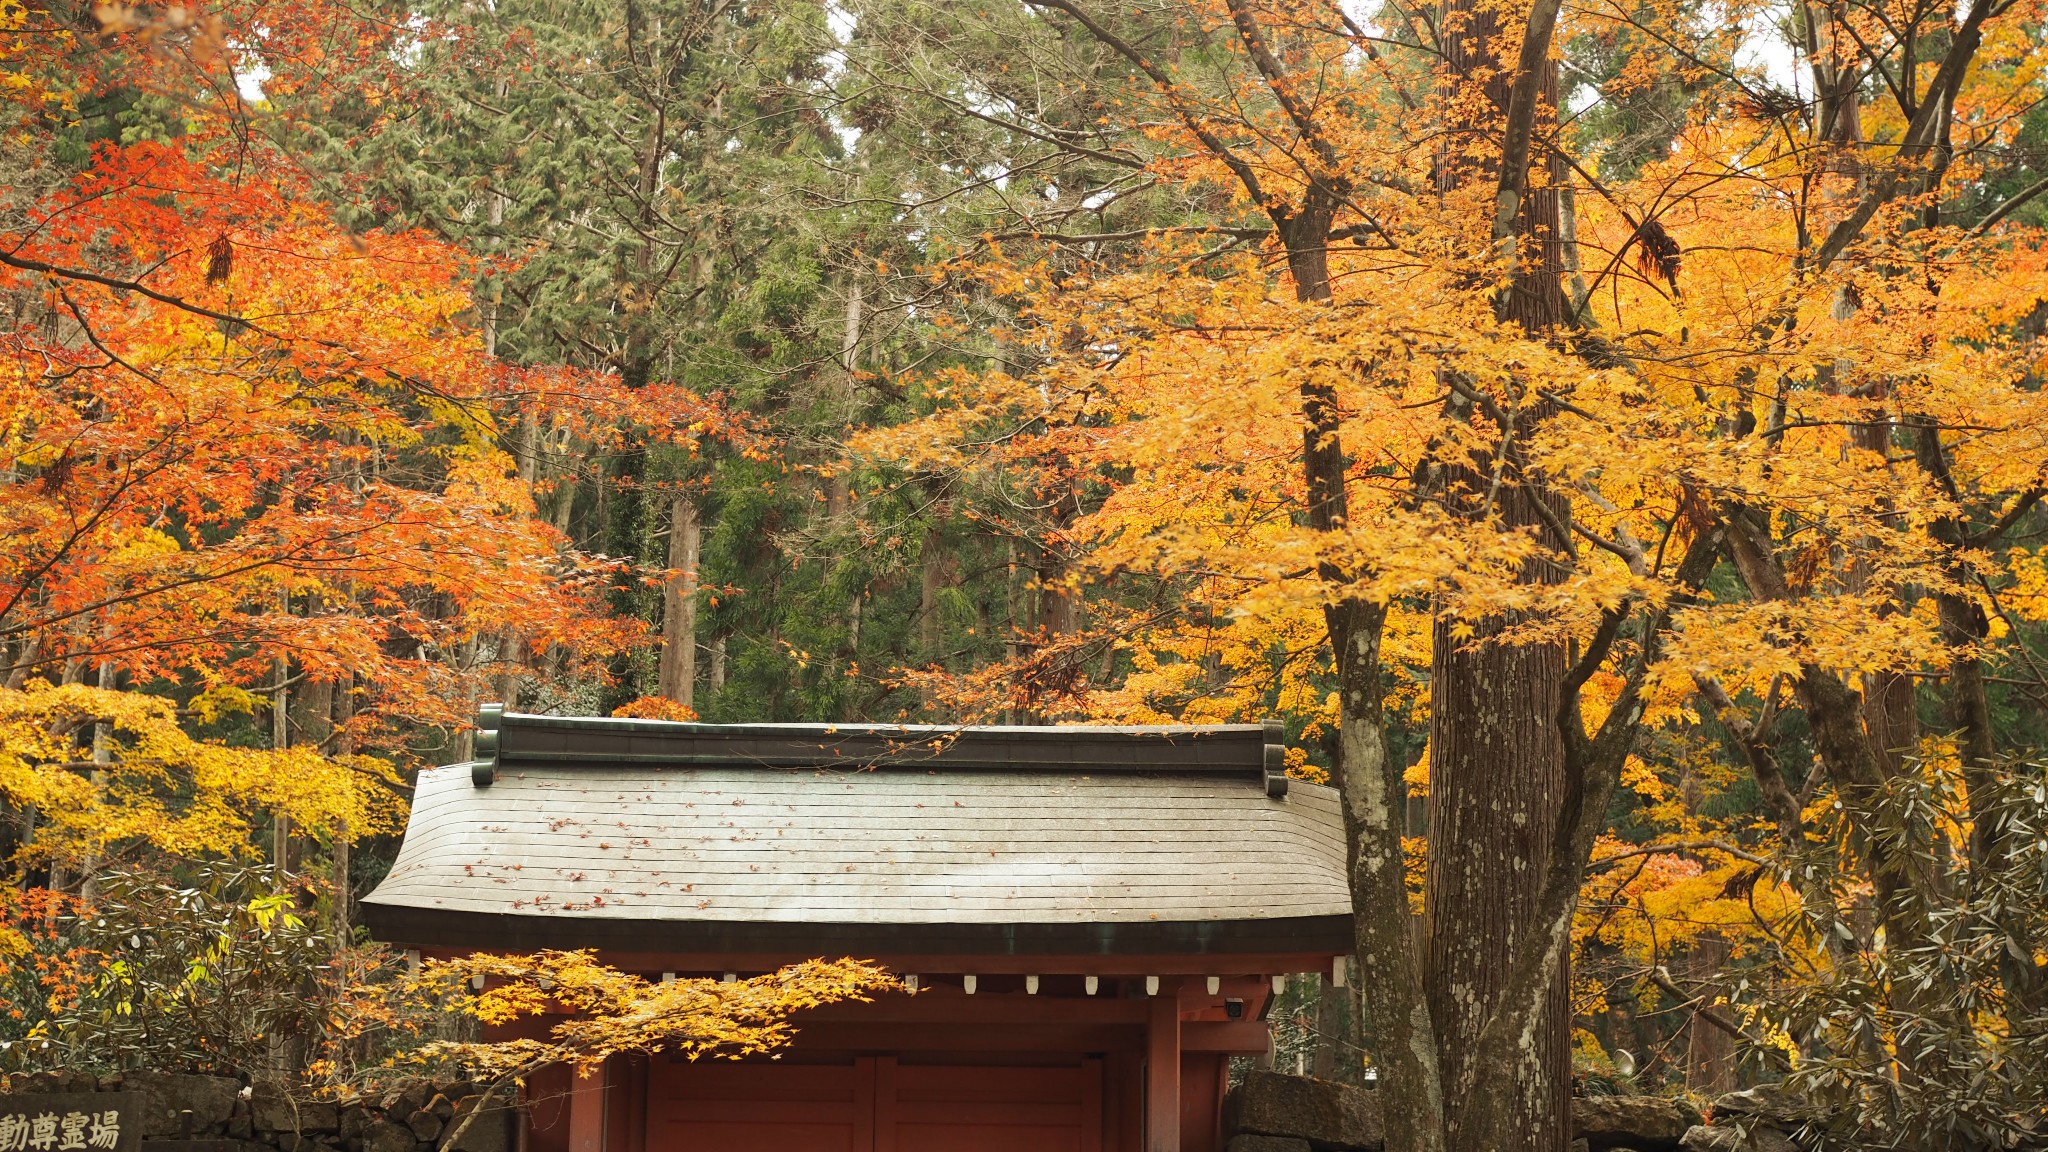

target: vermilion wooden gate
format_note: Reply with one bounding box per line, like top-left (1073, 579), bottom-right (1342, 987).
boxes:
top-left (648, 1056), bottom-right (1105, 1152)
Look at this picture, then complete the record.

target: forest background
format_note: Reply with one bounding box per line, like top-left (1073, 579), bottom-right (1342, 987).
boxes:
top-left (4, 0), bottom-right (2048, 1147)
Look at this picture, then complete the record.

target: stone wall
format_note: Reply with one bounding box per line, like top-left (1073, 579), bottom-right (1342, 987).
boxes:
top-left (1223, 1072), bottom-right (1382, 1152)
top-left (1220, 1072), bottom-right (1794, 1152)
top-left (12, 1066), bottom-right (1815, 1152)
top-left (0, 1072), bottom-right (516, 1152)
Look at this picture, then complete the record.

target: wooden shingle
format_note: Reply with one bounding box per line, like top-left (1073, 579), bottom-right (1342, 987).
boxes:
top-left (362, 714), bottom-right (1351, 955)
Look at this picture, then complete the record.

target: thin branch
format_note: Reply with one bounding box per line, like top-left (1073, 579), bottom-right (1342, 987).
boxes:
top-left (1022, 0), bottom-right (1271, 210)
top-left (1592, 839), bottom-right (1773, 868)
top-left (1645, 966), bottom-right (1791, 1069)
top-left (1965, 489), bottom-right (2043, 547)
top-left (1491, 0), bottom-right (1567, 248)
top-left (3, 249), bottom-right (254, 330)
top-left (987, 225), bottom-right (1273, 245)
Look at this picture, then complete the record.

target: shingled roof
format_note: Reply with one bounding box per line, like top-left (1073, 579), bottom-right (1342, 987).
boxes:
top-left (361, 710), bottom-right (1351, 956)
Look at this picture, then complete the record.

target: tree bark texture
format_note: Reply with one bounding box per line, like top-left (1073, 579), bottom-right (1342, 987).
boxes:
top-left (1684, 933), bottom-right (1737, 1093)
top-left (1335, 595), bottom-right (1445, 1152)
top-left (271, 602), bottom-right (292, 884)
top-left (657, 494), bottom-right (700, 709)
top-left (1428, 0), bottom-right (1574, 1144)
top-left (333, 667), bottom-right (355, 941)
top-left (1037, 543), bottom-right (1079, 638)
top-left (1424, 598), bottom-right (1571, 1152)
top-left (1438, 0), bottom-right (1569, 329)
top-left (1313, 975), bottom-right (1346, 1078)
top-left (920, 506), bottom-right (951, 663)
top-left (828, 283), bottom-right (861, 521)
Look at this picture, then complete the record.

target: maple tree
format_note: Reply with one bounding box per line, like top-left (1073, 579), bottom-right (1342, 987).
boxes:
top-left (7, 0), bottom-right (2048, 1139)
top-left (1, 0), bottom-right (859, 1092)
top-left (2, 867), bottom-right (896, 1089)
top-left (0, 0), bottom-right (764, 885)
top-left (0, 683), bottom-right (403, 870)
top-left (0, 0), bottom-right (918, 1084)
top-left (848, 0), bottom-right (2048, 1144)
top-left (406, 951), bottom-right (898, 1085)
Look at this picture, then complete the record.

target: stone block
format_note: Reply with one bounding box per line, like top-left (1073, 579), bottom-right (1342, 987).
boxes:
top-left (252, 1091), bottom-right (339, 1134)
top-left (17, 1070), bottom-right (97, 1094)
top-left (360, 1120), bottom-right (415, 1152)
top-left (432, 1087), bottom-right (475, 1111)
top-left (1223, 1071), bottom-right (1383, 1151)
top-left (1227, 1137), bottom-right (1314, 1152)
top-left (1573, 1095), bottom-right (1704, 1151)
top-left (379, 1087), bottom-right (430, 1122)
top-left (1708, 1088), bottom-right (1815, 1129)
top-left (126, 1073), bottom-right (244, 1137)
top-left (404, 1112), bottom-right (442, 1144)
top-left (1681, 1124), bottom-right (1796, 1152)
top-left (436, 1101), bottom-right (511, 1152)
top-left (137, 1140), bottom-right (270, 1152)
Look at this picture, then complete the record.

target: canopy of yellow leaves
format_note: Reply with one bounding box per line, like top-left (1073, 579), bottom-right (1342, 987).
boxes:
top-left (0, 682), bottom-right (404, 864)
top-left (408, 950), bottom-right (900, 1080)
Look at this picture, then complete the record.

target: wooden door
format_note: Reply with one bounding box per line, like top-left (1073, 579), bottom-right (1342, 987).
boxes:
top-left (881, 1059), bottom-right (1102, 1152)
top-left (648, 1056), bottom-right (1105, 1152)
top-left (649, 1060), bottom-right (874, 1152)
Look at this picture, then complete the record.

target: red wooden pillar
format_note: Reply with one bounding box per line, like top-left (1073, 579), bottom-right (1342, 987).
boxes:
top-left (567, 1064), bottom-right (605, 1152)
top-left (1147, 987), bottom-right (1181, 1152)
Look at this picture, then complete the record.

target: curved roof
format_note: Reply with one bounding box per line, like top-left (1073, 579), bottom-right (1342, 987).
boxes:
top-left (361, 715), bottom-right (1351, 957)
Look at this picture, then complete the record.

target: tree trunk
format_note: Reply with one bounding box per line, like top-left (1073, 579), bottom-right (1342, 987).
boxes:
top-left (1684, 933), bottom-right (1737, 1094)
top-left (495, 631), bottom-right (525, 711)
top-left (1722, 506), bottom-right (1949, 1052)
top-left (1313, 976), bottom-right (1345, 1078)
top-left (1426, 0), bottom-right (1574, 1144)
top-left (486, 74), bottom-right (509, 362)
top-left (657, 494), bottom-right (700, 709)
top-left (1274, 189), bottom-right (1447, 1152)
top-left (333, 667), bottom-right (354, 942)
top-left (79, 656), bottom-right (114, 901)
top-left (829, 281), bottom-right (863, 521)
top-left (919, 505), bottom-right (950, 664)
top-left (1424, 598), bottom-right (1571, 1152)
top-left (295, 675), bottom-right (334, 751)
top-left (1559, 185), bottom-right (1592, 324)
top-left (271, 646), bottom-right (291, 886)
top-left (3, 633), bottom-right (38, 689)
top-left (1035, 471), bottom-right (1082, 644)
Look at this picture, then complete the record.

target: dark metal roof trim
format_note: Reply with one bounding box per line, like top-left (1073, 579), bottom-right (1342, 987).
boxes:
top-left (361, 903), bottom-right (1351, 957)
top-left (468, 706), bottom-right (1292, 797)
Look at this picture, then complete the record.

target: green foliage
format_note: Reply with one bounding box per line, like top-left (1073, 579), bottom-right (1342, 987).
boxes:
top-left (1760, 765), bottom-right (2048, 1148)
top-left (262, 0), bottom-right (1017, 723)
top-left (0, 863), bottom-right (441, 1084)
